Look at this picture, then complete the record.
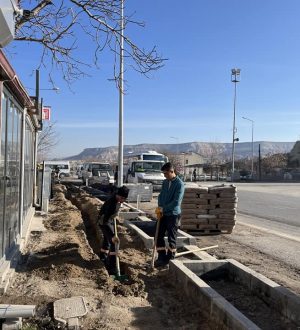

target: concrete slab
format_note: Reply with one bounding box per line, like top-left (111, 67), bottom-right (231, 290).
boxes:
top-left (1, 317), bottom-right (22, 329)
top-left (54, 296), bottom-right (87, 324)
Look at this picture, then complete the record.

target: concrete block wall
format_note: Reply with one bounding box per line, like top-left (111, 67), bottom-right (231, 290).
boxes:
top-left (181, 184), bottom-right (237, 233)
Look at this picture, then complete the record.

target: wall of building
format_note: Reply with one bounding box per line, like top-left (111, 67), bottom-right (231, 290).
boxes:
top-left (0, 50), bottom-right (37, 262)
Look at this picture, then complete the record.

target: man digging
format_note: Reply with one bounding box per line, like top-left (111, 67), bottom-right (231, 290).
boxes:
top-left (97, 186), bottom-right (129, 275)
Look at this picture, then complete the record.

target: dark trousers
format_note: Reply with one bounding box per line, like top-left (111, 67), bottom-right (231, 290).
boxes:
top-left (156, 214), bottom-right (180, 260)
top-left (99, 222), bottom-right (116, 268)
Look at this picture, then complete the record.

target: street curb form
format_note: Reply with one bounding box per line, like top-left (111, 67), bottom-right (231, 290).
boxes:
top-left (124, 219), bottom-right (196, 249)
top-left (169, 259), bottom-right (300, 329)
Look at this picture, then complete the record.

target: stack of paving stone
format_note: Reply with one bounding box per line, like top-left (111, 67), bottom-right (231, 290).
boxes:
top-left (181, 184), bottom-right (237, 234)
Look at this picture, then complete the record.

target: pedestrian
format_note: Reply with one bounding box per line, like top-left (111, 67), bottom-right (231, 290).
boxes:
top-left (114, 165), bottom-right (118, 183)
top-left (97, 185), bottom-right (129, 274)
top-left (154, 162), bottom-right (185, 268)
top-left (193, 168), bottom-right (197, 182)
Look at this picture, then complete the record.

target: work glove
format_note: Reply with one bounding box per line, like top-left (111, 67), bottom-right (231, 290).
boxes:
top-left (112, 236), bottom-right (120, 244)
top-left (115, 216), bottom-right (123, 224)
top-left (155, 207), bottom-right (163, 220)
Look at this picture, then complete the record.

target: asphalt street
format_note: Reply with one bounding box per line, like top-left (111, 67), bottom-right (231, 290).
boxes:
top-left (232, 183), bottom-right (300, 268)
top-left (235, 182), bottom-right (300, 228)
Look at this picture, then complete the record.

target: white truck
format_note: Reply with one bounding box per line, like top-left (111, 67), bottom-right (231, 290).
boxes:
top-left (125, 160), bottom-right (165, 191)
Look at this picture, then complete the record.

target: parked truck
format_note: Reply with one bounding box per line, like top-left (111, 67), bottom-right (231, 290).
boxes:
top-left (125, 160), bottom-right (165, 190)
top-left (124, 151), bottom-right (167, 190)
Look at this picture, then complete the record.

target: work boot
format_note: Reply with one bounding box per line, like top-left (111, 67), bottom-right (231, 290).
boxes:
top-left (107, 255), bottom-right (117, 275)
top-left (100, 252), bottom-right (109, 264)
top-left (166, 250), bottom-right (176, 263)
top-left (154, 250), bottom-right (168, 268)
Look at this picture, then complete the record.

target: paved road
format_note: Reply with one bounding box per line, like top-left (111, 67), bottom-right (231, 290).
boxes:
top-left (224, 183), bottom-right (300, 268)
top-left (235, 182), bottom-right (300, 227)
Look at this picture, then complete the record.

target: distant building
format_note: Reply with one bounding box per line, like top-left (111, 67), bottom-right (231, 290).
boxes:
top-left (288, 141), bottom-right (300, 168)
top-left (168, 151), bottom-right (205, 179)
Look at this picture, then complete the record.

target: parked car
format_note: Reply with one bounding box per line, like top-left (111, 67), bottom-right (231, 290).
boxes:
top-left (81, 162), bottom-right (114, 185)
top-left (240, 170), bottom-right (252, 180)
top-left (44, 161), bottom-right (70, 179)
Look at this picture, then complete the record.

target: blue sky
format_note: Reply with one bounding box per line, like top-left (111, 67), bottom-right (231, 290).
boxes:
top-left (5, 0), bottom-right (300, 158)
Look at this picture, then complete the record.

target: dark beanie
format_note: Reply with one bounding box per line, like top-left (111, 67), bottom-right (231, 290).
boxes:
top-left (116, 186), bottom-right (129, 198)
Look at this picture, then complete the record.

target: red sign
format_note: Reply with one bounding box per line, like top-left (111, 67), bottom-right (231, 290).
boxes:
top-left (42, 106), bottom-right (51, 120)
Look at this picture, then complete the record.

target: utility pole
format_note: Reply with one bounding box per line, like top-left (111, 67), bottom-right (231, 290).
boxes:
top-left (117, 0), bottom-right (124, 187)
top-left (242, 116), bottom-right (254, 177)
top-left (231, 68), bottom-right (241, 182)
top-left (258, 144), bottom-right (262, 181)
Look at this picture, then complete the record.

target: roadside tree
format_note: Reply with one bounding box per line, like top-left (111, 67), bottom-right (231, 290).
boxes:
top-left (37, 121), bottom-right (60, 161)
top-left (14, 0), bottom-right (165, 85)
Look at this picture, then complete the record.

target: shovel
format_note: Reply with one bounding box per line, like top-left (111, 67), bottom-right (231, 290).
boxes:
top-left (150, 209), bottom-right (162, 269)
top-left (112, 218), bottom-right (128, 282)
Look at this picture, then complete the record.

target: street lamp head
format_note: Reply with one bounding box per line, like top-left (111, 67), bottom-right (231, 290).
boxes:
top-left (231, 68), bottom-right (241, 82)
top-left (242, 116), bottom-right (254, 123)
top-left (26, 86), bottom-right (60, 92)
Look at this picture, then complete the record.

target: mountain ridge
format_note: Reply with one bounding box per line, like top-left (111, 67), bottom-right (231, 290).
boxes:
top-left (63, 141), bottom-right (295, 162)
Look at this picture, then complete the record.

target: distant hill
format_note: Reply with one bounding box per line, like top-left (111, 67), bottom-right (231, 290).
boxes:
top-left (64, 141), bottom-right (295, 162)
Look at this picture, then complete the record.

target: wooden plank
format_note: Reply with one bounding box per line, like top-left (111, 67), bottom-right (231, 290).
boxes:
top-left (181, 227), bottom-right (233, 235)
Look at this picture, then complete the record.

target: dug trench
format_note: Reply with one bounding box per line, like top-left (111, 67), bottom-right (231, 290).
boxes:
top-left (0, 185), bottom-right (211, 329)
top-left (1, 184), bottom-right (297, 329)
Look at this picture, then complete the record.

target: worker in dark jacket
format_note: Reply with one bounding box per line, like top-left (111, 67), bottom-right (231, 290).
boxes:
top-left (155, 162), bottom-right (185, 268)
top-left (98, 186), bottom-right (129, 273)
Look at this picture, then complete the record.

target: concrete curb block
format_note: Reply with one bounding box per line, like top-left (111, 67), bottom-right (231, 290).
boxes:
top-left (228, 259), bottom-right (300, 325)
top-left (169, 259), bottom-right (260, 330)
top-left (124, 219), bottom-right (196, 249)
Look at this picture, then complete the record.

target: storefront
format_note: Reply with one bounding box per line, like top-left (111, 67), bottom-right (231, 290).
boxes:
top-left (0, 50), bottom-right (39, 262)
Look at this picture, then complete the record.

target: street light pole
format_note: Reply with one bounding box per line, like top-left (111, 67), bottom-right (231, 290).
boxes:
top-left (231, 68), bottom-right (241, 181)
top-left (242, 116), bottom-right (254, 177)
top-left (170, 136), bottom-right (179, 154)
top-left (117, 0), bottom-right (124, 187)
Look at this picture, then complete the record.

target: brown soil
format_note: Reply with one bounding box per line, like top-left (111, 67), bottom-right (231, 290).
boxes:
top-left (0, 186), bottom-right (299, 329)
top-left (0, 186), bottom-right (211, 329)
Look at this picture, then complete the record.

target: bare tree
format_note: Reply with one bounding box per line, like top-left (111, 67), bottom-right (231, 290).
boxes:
top-left (37, 121), bottom-right (60, 161)
top-left (203, 142), bottom-right (226, 179)
top-left (15, 0), bottom-right (166, 85)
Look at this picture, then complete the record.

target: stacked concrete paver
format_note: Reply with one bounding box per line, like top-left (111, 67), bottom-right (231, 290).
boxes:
top-left (181, 184), bottom-right (237, 234)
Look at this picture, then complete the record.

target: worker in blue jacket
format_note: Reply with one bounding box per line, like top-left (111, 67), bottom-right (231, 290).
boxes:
top-left (155, 162), bottom-right (185, 268)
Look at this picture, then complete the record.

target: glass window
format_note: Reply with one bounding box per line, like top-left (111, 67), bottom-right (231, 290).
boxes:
top-left (0, 92), bottom-right (7, 258)
top-left (23, 120), bottom-right (34, 218)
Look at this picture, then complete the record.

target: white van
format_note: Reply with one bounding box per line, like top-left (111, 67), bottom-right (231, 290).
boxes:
top-left (44, 160), bottom-right (70, 179)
